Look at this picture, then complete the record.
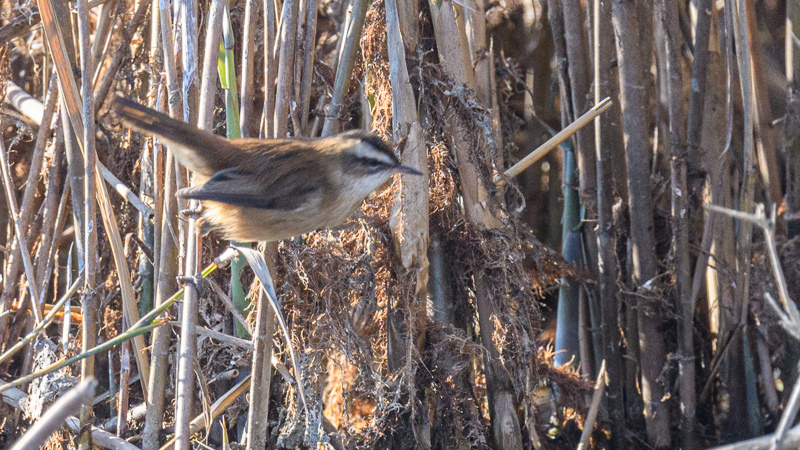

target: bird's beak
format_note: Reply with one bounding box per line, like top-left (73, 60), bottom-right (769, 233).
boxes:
top-left (397, 164), bottom-right (423, 176)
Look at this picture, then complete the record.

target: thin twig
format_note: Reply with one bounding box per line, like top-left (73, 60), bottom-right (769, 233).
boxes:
top-left (503, 97), bottom-right (611, 180)
top-left (0, 137), bottom-right (42, 322)
top-left (206, 278), bottom-right (252, 335)
top-left (321, 0), bottom-right (369, 136)
top-left (168, 321), bottom-right (254, 349)
top-left (0, 277), bottom-right (82, 366)
top-left (10, 378), bottom-right (97, 450)
top-left (577, 360), bottom-right (607, 450)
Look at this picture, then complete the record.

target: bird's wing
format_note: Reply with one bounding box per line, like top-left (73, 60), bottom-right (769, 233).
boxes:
top-left (176, 167), bottom-right (321, 211)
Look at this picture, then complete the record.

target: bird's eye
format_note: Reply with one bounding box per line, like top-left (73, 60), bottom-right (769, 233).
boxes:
top-left (358, 157), bottom-right (384, 169)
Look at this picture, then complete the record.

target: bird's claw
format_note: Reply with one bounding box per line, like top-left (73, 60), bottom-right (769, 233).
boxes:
top-left (176, 273), bottom-right (204, 295)
top-left (179, 206), bottom-right (204, 221)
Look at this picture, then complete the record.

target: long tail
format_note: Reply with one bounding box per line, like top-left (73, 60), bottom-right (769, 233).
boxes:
top-left (112, 97), bottom-right (238, 176)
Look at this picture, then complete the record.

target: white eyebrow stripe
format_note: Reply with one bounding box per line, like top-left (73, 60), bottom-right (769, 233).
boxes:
top-left (351, 141), bottom-right (396, 165)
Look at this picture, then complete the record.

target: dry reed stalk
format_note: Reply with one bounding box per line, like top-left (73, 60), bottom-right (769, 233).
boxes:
top-left (0, 278), bottom-right (82, 367)
top-left (261, 0), bottom-right (277, 138)
top-left (206, 279), bottom-right (252, 333)
top-left (591, 0), bottom-right (623, 445)
top-left (172, 0), bottom-right (223, 446)
top-left (142, 1), bottom-right (185, 446)
top-left (560, 0), bottom-right (597, 216)
top-left (10, 378), bottom-right (97, 450)
top-left (386, 0), bottom-right (429, 297)
top-left (741, 0), bottom-right (781, 208)
top-left (658, 0), bottom-right (694, 446)
top-left (577, 360), bottom-right (607, 450)
top-left (426, 0), bottom-right (497, 229)
top-left (4, 80), bottom-right (45, 122)
top-left (503, 99), bottom-right (611, 180)
top-left (298, 0), bottom-right (317, 135)
top-left (33, 126), bottom-right (66, 303)
top-left (321, 0), bottom-right (369, 136)
top-left (1, 74), bottom-right (58, 328)
top-left (181, 0), bottom-right (199, 122)
top-left (729, 0), bottom-right (756, 306)
top-left (246, 288), bottom-right (275, 450)
top-left (2, 379), bottom-right (138, 450)
top-left (239, 0), bottom-right (260, 138)
top-left (611, 0), bottom-right (670, 445)
top-left (33, 0), bottom-right (152, 398)
top-left (686, 0), bottom-right (712, 212)
top-left (160, 376), bottom-right (251, 450)
top-left (787, 0), bottom-right (800, 236)
top-left (384, 0), bottom-right (429, 439)
top-left (89, 0), bottom-right (119, 79)
top-left (427, 1), bottom-right (521, 447)
top-left (76, 0), bottom-right (98, 445)
top-left (117, 334), bottom-right (130, 436)
top-left (273, 0), bottom-right (299, 137)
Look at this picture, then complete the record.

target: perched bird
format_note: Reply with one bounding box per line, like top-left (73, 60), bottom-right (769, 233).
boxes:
top-left (112, 97), bottom-right (421, 243)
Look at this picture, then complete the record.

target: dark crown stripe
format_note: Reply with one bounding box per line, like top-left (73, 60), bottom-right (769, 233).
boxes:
top-left (340, 130), bottom-right (397, 163)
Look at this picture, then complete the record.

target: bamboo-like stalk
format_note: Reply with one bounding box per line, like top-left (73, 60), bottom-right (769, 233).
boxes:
top-left (385, 0), bottom-right (430, 439)
top-left (386, 0), bottom-right (429, 298)
top-left (76, 0), bottom-right (98, 444)
top-left (321, 0), bottom-right (368, 137)
top-left (658, 0), bottom-right (694, 446)
top-left (730, 0), bottom-right (757, 374)
top-left (547, 0), bottom-right (579, 370)
top-left (261, 0), bottom-right (277, 138)
top-left (298, 0), bottom-right (317, 135)
top-left (181, 0), bottom-right (199, 123)
top-left (591, 0), bottom-right (623, 444)
top-left (273, 0), bottom-right (299, 137)
top-left (142, 0), bottom-right (184, 446)
top-left (788, 0), bottom-right (800, 238)
top-left (33, 124), bottom-right (66, 306)
top-left (138, 0), bottom-right (160, 319)
top-left (245, 288), bottom-right (275, 450)
top-left (561, 0), bottom-right (597, 216)
top-left (611, 0), bottom-right (670, 445)
top-left (89, 0), bottom-right (118, 81)
top-left (173, 1), bottom-right (223, 447)
top-left (742, 0), bottom-right (781, 209)
top-left (239, 0), bottom-right (260, 138)
top-left (218, 3), bottom-right (251, 339)
top-left (117, 326), bottom-right (131, 436)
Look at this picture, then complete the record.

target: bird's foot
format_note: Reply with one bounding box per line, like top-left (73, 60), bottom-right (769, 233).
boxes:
top-left (179, 205), bottom-right (204, 221)
top-left (176, 273), bottom-right (204, 295)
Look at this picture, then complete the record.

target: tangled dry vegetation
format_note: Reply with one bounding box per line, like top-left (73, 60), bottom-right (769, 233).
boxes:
top-left (9, 0), bottom-right (800, 448)
top-left (0, 0), bottom-right (595, 447)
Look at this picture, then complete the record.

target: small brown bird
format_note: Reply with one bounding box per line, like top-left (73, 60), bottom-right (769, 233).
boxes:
top-left (112, 97), bottom-right (421, 243)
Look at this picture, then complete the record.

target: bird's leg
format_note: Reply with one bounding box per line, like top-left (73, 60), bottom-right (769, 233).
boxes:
top-left (179, 204), bottom-right (204, 221)
top-left (176, 273), bottom-right (204, 296)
